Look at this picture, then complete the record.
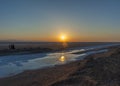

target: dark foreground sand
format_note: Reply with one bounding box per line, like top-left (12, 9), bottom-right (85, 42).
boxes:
top-left (0, 45), bottom-right (120, 86)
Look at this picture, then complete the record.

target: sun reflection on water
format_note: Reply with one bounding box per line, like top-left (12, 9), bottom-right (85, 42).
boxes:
top-left (59, 55), bottom-right (65, 62)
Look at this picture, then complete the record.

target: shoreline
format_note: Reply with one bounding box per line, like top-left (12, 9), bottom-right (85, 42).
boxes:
top-left (0, 45), bottom-right (119, 86)
top-left (0, 46), bottom-right (109, 78)
top-left (0, 43), bottom-right (119, 57)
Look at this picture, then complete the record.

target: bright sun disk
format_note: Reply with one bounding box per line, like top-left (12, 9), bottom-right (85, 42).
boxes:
top-left (60, 35), bottom-right (66, 41)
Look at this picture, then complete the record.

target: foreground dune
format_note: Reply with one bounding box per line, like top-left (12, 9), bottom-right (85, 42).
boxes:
top-left (0, 45), bottom-right (120, 86)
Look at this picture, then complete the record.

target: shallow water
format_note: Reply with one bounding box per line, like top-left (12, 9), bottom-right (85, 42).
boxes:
top-left (0, 44), bottom-right (118, 78)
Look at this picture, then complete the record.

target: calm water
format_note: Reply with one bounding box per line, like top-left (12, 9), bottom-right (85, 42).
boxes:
top-left (0, 44), bottom-right (119, 78)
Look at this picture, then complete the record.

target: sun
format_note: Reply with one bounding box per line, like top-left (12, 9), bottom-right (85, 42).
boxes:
top-left (60, 35), bottom-right (66, 41)
top-left (61, 35), bottom-right (65, 40)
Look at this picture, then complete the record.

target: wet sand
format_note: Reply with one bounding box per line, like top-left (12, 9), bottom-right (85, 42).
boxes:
top-left (0, 45), bottom-right (119, 86)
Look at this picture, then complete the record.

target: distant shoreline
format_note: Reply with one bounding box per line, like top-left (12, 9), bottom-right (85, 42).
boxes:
top-left (0, 42), bottom-right (119, 56)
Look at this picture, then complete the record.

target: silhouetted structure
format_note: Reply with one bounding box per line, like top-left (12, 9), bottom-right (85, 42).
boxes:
top-left (9, 44), bottom-right (15, 50)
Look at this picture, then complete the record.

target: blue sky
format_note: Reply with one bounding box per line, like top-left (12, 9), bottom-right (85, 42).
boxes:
top-left (0, 0), bottom-right (120, 42)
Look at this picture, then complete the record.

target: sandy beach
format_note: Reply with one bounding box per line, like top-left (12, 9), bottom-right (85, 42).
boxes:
top-left (0, 45), bottom-right (119, 86)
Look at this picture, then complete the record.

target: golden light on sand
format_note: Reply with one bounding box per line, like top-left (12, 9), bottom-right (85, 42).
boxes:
top-left (59, 56), bottom-right (65, 62)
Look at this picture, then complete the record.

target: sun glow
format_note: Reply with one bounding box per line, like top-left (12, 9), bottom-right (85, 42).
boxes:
top-left (60, 35), bottom-right (67, 41)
